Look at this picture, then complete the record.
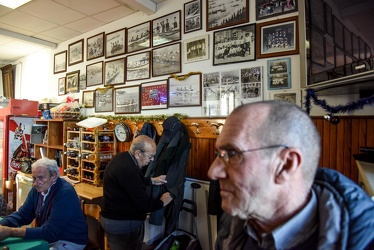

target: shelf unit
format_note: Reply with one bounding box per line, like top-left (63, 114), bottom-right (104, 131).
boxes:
top-left (65, 128), bottom-right (81, 181)
top-left (33, 119), bottom-right (78, 174)
top-left (80, 128), bottom-right (116, 186)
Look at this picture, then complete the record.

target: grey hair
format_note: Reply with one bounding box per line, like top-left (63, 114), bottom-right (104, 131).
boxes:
top-left (31, 157), bottom-right (60, 177)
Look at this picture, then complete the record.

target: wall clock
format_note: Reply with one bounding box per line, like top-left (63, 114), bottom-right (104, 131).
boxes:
top-left (114, 122), bottom-right (129, 142)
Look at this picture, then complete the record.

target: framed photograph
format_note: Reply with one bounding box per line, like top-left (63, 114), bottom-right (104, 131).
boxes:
top-left (267, 57), bottom-right (291, 90)
top-left (105, 28), bottom-right (126, 58)
top-left (65, 70), bottom-right (80, 93)
top-left (68, 39), bottom-right (84, 66)
top-left (269, 90), bottom-right (301, 107)
top-left (240, 66), bottom-right (263, 104)
top-left (152, 42), bottom-right (181, 77)
top-left (87, 32), bottom-right (105, 60)
top-left (168, 72), bottom-right (202, 107)
top-left (114, 85), bottom-right (141, 114)
top-left (126, 51), bottom-right (151, 81)
top-left (213, 24), bottom-right (256, 66)
top-left (141, 80), bottom-right (168, 110)
top-left (79, 73), bottom-right (86, 90)
top-left (95, 88), bottom-right (113, 112)
top-left (152, 10), bottom-right (181, 47)
top-left (184, 0), bottom-right (202, 33)
top-left (126, 21), bottom-right (151, 54)
top-left (206, 0), bottom-right (249, 31)
top-left (82, 90), bottom-right (95, 108)
top-left (184, 34), bottom-right (209, 63)
top-left (86, 61), bottom-right (103, 87)
top-left (256, 0), bottom-right (298, 21)
top-left (54, 51), bottom-right (67, 74)
top-left (257, 16), bottom-right (299, 59)
top-left (58, 77), bottom-right (66, 96)
top-left (104, 58), bottom-right (125, 85)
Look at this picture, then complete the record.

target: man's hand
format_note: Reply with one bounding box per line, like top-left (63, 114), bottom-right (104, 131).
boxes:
top-left (0, 226), bottom-right (12, 241)
top-left (160, 192), bottom-right (173, 206)
top-left (0, 226), bottom-right (26, 241)
top-left (151, 175), bottom-right (167, 185)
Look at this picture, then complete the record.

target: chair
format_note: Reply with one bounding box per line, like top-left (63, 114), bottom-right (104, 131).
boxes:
top-left (83, 203), bottom-right (110, 250)
top-left (3, 179), bottom-right (17, 213)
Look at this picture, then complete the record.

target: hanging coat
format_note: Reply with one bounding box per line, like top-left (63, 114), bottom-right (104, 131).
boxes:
top-left (145, 116), bottom-right (191, 235)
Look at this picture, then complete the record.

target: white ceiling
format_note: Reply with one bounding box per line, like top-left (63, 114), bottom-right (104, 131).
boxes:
top-left (0, 0), bottom-right (373, 69)
top-left (0, 0), bottom-right (165, 67)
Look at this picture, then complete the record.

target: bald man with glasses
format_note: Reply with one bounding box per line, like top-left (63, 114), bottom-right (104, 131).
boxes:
top-left (101, 135), bottom-right (173, 250)
top-left (208, 101), bottom-right (374, 250)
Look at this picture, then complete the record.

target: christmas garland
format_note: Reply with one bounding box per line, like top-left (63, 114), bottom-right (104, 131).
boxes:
top-left (305, 88), bottom-right (374, 115)
top-left (80, 113), bottom-right (188, 122)
top-left (170, 71), bottom-right (202, 81)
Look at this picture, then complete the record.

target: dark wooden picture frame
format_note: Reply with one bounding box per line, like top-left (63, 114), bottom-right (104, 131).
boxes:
top-left (66, 70), bottom-right (80, 93)
top-left (126, 21), bottom-right (151, 54)
top-left (152, 42), bottom-right (181, 77)
top-left (58, 77), bottom-right (66, 96)
top-left (86, 61), bottom-right (103, 87)
top-left (104, 58), bottom-right (125, 86)
top-left (183, 34), bottom-right (209, 63)
top-left (68, 39), bottom-right (84, 66)
top-left (168, 72), bottom-right (202, 107)
top-left (82, 90), bottom-right (95, 108)
top-left (54, 51), bottom-right (67, 74)
top-left (152, 10), bottom-right (181, 47)
top-left (256, 0), bottom-right (298, 21)
top-left (267, 57), bottom-right (291, 90)
top-left (206, 0), bottom-right (249, 31)
top-left (141, 80), bottom-right (168, 110)
top-left (105, 28), bottom-right (126, 59)
top-left (257, 16), bottom-right (299, 59)
top-left (213, 23), bottom-right (256, 66)
top-left (126, 51), bottom-right (151, 82)
top-left (114, 85), bottom-right (141, 114)
top-left (95, 88), bottom-right (113, 112)
top-left (87, 32), bottom-right (105, 61)
top-left (184, 0), bottom-right (202, 33)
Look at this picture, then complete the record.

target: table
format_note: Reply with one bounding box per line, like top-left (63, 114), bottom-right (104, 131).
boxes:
top-left (73, 182), bottom-right (103, 200)
top-left (0, 237), bottom-right (49, 250)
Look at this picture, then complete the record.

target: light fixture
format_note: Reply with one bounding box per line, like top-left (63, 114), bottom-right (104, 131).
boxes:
top-left (0, 0), bottom-right (31, 9)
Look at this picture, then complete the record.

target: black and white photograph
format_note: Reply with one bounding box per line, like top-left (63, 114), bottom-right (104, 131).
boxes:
top-left (86, 61), bottom-right (103, 87)
top-left (183, 34), bottom-right (209, 63)
top-left (54, 51), bottom-right (67, 74)
top-left (152, 42), bottom-right (181, 77)
top-left (87, 32), bottom-right (104, 60)
top-left (184, 0), bottom-right (202, 33)
top-left (269, 90), bottom-right (301, 107)
top-left (267, 57), bottom-right (291, 89)
top-left (152, 11), bottom-right (181, 47)
top-left (256, 0), bottom-right (298, 21)
top-left (79, 73), bottom-right (86, 90)
top-left (82, 90), bottom-right (94, 108)
top-left (202, 72), bottom-right (221, 116)
top-left (220, 69), bottom-right (241, 114)
top-left (95, 88), bottom-right (113, 112)
top-left (206, 0), bottom-right (249, 31)
top-left (168, 72), bottom-right (202, 107)
top-left (240, 66), bottom-right (263, 104)
top-left (126, 21), bottom-right (151, 54)
top-left (66, 70), bottom-right (80, 93)
top-left (68, 39), bottom-right (84, 66)
top-left (126, 51), bottom-right (150, 81)
top-left (58, 77), bottom-right (65, 96)
top-left (104, 58), bottom-right (125, 85)
top-left (105, 28), bottom-right (126, 58)
top-left (257, 16), bottom-right (299, 58)
top-left (213, 24), bottom-right (256, 66)
top-left (114, 85), bottom-right (141, 114)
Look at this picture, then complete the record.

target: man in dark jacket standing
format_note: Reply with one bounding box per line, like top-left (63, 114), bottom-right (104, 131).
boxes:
top-left (101, 135), bottom-right (173, 250)
top-left (208, 101), bottom-right (374, 249)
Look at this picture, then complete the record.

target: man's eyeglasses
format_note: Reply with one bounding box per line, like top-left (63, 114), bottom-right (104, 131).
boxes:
top-left (142, 151), bottom-right (155, 160)
top-left (215, 144), bottom-right (289, 166)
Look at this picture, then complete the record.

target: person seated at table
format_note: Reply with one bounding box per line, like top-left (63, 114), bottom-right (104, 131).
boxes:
top-left (0, 157), bottom-right (88, 250)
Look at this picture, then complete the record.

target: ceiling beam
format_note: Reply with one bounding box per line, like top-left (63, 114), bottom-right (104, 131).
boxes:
top-left (0, 28), bottom-right (57, 49)
top-left (116, 0), bottom-right (157, 15)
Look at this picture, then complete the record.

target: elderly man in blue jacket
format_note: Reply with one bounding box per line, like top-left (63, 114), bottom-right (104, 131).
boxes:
top-left (208, 101), bottom-right (374, 249)
top-left (0, 157), bottom-right (87, 249)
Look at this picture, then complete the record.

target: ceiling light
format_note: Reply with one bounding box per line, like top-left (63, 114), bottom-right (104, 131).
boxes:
top-left (0, 0), bottom-right (31, 9)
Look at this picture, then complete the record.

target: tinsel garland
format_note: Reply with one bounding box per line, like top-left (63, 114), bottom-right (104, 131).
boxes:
top-left (170, 71), bottom-right (202, 81)
top-left (305, 88), bottom-right (374, 114)
top-left (79, 113), bottom-right (188, 122)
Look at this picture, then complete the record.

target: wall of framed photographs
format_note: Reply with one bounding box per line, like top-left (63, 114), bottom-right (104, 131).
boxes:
top-left (15, 0), bottom-right (373, 117)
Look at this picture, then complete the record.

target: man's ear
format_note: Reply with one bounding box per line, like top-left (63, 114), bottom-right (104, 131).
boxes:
top-left (275, 148), bottom-right (302, 184)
